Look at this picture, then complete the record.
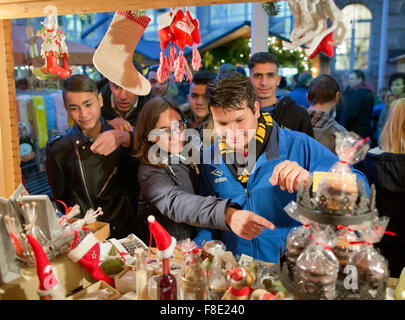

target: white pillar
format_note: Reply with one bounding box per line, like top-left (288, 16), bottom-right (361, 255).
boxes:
top-left (251, 3), bottom-right (269, 55)
top-left (377, 0), bottom-right (389, 93)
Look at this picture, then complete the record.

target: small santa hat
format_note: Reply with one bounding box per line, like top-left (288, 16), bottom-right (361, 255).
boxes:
top-left (229, 267), bottom-right (246, 281)
top-left (93, 11), bottom-right (151, 96)
top-left (26, 234), bottom-right (60, 295)
top-left (147, 215), bottom-right (176, 259)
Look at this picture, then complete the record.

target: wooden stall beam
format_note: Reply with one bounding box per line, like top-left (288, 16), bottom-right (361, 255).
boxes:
top-left (0, 0), bottom-right (276, 19)
top-left (0, 19), bottom-right (21, 198)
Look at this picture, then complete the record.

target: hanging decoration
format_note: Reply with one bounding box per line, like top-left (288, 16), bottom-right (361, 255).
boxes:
top-left (35, 13), bottom-right (72, 80)
top-left (157, 7), bottom-right (202, 84)
top-left (282, 0), bottom-right (350, 59)
top-left (261, 2), bottom-right (281, 16)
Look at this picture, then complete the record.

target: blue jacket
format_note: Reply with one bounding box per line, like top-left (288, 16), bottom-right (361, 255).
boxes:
top-left (195, 123), bottom-right (369, 263)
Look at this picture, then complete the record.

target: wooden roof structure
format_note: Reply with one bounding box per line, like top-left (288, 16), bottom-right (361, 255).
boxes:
top-left (0, 0), bottom-right (277, 198)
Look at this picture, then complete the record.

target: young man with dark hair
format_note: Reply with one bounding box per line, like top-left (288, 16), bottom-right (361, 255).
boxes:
top-left (307, 74), bottom-right (347, 154)
top-left (99, 60), bottom-right (151, 131)
top-left (147, 64), bottom-right (170, 97)
top-left (195, 72), bottom-right (369, 263)
top-left (186, 70), bottom-right (217, 133)
top-left (248, 52), bottom-right (314, 137)
top-left (46, 74), bottom-right (139, 239)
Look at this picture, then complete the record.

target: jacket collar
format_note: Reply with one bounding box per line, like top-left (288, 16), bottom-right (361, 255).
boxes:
top-left (211, 120), bottom-right (280, 166)
top-left (67, 117), bottom-right (112, 148)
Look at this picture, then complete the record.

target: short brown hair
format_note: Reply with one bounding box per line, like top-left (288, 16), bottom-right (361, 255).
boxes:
top-left (205, 72), bottom-right (256, 112)
top-left (307, 74), bottom-right (340, 105)
top-left (62, 74), bottom-right (98, 103)
top-left (134, 96), bottom-right (185, 167)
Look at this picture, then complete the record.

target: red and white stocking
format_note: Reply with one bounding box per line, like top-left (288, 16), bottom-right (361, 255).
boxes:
top-left (68, 232), bottom-right (114, 287)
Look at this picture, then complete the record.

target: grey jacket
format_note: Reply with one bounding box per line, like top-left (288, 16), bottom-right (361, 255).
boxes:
top-left (137, 157), bottom-right (232, 243)
top-left (313, 120), bottom-right (347, 155)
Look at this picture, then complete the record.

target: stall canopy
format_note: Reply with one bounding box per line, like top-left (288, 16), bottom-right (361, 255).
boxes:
top-left (12, 24), bottom-right (95, 65)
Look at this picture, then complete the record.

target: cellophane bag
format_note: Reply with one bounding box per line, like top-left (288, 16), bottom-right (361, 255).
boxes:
top-left (316, 132), bottom-right (370, 214)
top-left (332, 226), bottom-right (362, 274)
top-left (284, 225), bottom-right (312, 274)
top-left (295, 230), bottom-right (339, 300)
top-left (346, 216), bottom-right (390, 298)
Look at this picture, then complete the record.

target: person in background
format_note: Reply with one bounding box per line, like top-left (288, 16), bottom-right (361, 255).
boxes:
top-left (146, 64), bottom-right (170, 97)
top-left (306, 74), bottom-right (347, 154)
top-left (341, 69), bottom-right (375, 138)
top-left (236, 65), bottom-right (247, 76)
top-left (355, 98), bottom-right (405, 278)
top-left (45, 74), bottom-right (139, 239)
top-left (248, 52), bottom-right (314, 137)
top-left (287, 72), bottom-right (313, 109)
top-left (377, 72), bottom-right (405, 141)
top-left (134, 96), bottom-right (274, 243)
top-left (99, 60), bottom-right (151, 131)
top-left (185, 70), bottom-right (217, 146)
top-left (276, 76), bottom-right (290, 97)
top-left (218, 63), bottom-right (236, 76)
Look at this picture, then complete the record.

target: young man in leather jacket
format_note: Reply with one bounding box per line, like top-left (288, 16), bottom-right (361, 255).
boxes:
top-left (45, 74), bottom-right (139, 239)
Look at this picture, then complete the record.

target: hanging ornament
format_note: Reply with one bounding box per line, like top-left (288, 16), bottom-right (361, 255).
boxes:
top-left (308, 31), bottom-right (334, 59)
top-left (156, 7), bottom-right (202, 83)
top-left (36, 13), bottom-right (72, 79)
top-left (261, 2), bottom-right (281, 16)
top-left (282, 0), bottom-right (351, 59)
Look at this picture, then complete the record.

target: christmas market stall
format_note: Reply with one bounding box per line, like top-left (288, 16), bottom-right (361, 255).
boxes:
top-left (0, 0), bottom-right (404, 301)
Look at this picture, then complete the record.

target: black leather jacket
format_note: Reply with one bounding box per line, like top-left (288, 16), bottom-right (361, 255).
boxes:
top-left (45, 118), bottom-right (140, 239)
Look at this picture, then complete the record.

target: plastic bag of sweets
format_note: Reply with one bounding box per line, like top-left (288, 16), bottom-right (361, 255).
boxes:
top-left (346, 216), bottom-right (391, 297)
top-left (332, 225), bottom-right (362, 274)
top-left (316, 132), bottom-right (370, 215)
top-left (284, 225), bottom-right (312, 274)
top-left (295, 230), bottom-right (339, 300)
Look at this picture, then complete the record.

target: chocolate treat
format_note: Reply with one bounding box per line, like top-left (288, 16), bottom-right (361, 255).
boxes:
top-left (284, 226), bottom-right (311, 273)
top-left (348, 246), bottom-right (387, 296)
top-left (317, 175), bottom-right (358, 214)
top-left (332, 232), bottom-right (361, 273)
top-left (295, 244), bottom-right (339, 300)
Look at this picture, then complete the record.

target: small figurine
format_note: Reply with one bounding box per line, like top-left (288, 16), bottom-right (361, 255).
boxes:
top-left (26, 234), bottom-right (65, 300)
top-left (221, 267), bottom-right (256, 300)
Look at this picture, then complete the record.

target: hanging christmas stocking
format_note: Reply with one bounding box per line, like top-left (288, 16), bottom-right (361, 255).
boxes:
top-left (170, 8), bottom-right (193, 82)
top-left (186, 8), bottom-right (202, 72)
top-left (93, 10), bottom-right (151, 96)
top-left (308, 31), bottom-right (334, 59)
top-left (68, 232), bottom-right (114, 287)
top-left (157, 9), bottom-right (175, 83)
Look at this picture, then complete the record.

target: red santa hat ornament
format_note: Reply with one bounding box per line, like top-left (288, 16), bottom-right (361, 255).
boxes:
top-left (26, 234), bottom-right (65, 299)
top-left (148, 215), bottom-right (177, 259)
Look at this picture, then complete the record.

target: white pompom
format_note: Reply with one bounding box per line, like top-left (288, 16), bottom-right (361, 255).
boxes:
top-left (147, 215), bottom-right (155, 223)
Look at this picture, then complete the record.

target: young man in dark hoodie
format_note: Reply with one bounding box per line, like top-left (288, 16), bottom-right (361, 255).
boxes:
top-left (248, 52), bottom-right (314, 138)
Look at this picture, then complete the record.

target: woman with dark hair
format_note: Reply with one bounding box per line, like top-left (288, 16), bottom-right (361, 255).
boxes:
top-left (377, 72), bottom-right (405, 139)
top-left (134, 96), bottom-right (268, 243)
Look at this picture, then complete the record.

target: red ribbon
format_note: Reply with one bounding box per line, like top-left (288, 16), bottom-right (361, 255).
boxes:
top-left (229, 285), bottom-right (253, 297)
top-left (336, 225), bottom-right (354, 232)
top-left (108, 240), bottom-right (129, 262)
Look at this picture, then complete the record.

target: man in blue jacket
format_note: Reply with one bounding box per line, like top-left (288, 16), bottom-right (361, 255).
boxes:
top-left (195, 73), bottom-right (369, 263)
